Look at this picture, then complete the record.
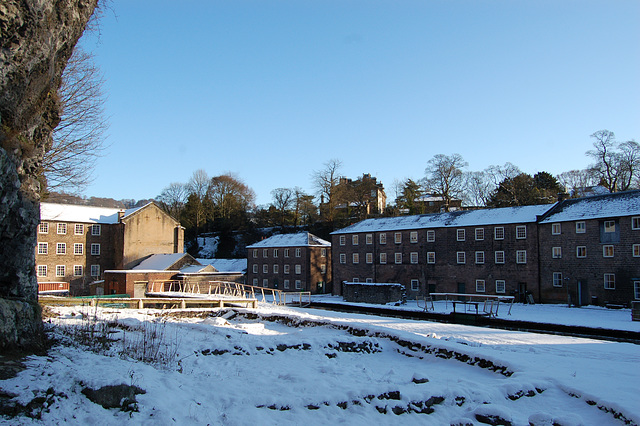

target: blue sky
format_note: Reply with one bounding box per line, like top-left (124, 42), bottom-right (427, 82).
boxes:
top-left (80, 0), bottom-right (640, 206)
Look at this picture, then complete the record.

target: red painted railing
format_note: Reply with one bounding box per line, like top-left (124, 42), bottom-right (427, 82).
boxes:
top-left (38, 282), bottom-right (70, 292)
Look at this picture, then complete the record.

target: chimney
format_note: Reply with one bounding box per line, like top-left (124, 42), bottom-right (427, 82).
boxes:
top-left (557, 193), bottom-right (568, 202)
top-left (118, 210), bottom-right (125, 222)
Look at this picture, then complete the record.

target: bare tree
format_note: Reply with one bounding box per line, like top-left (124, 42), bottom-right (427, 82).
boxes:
top-left (464, 171), bottom-right (493, 207)
top-left (271, 187), bottom-right (294, 228)
top-left (557, 169), bottom-right (598, 197)
top-left (157, 182), bottom-right (188, 220)
top-left (187, 169), bottom-right (210, 201)
top-left (312, 159), bottom-right (342, 223)
top-left (207, 173), bottom-right (256, 221)
top-left (43, 47), bottom-right (108, 193)
top-left (586, 130), bottom-right (640, 192)
top-left (424, 154), bottom-right (468, 211)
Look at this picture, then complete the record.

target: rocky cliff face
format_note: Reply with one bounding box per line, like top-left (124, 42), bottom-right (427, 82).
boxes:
top-left (0, 0), bottom-right (98, 351)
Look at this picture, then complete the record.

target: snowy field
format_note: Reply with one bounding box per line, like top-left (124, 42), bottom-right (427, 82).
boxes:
top-left (1, 302), bottom-right (639, 425)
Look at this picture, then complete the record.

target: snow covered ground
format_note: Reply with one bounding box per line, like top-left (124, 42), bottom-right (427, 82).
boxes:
top-left (1, 302), bottom-right (638, 425)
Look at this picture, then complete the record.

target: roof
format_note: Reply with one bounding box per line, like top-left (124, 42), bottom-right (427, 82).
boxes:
top-left (332, 204), bottom-right (554, 234)
top-left (40, 202), bottom-right (150, 224)
top-left (540, 190), bottom-right (640, 223)
top-left (246, 232), bottom-right (331, 248)
top-left (131, 253), bottom-right (190, 271)
top-left (197, 258), bottom-right (247, 273)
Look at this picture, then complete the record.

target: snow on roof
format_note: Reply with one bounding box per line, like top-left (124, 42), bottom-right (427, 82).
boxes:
top-left (540, 190), bottom-right (640, 223)
top-left (197, 258), bottom-right (247, 273)
top-left (178, 264), bottom-right (216, 274)
top-left (246, 232), bottom-right (331, 248)
top-left (40, 202), bottom-right (148, 224)
top-left (332, 204), bottom-right (554, 234)
top-left (131, 253), bottom-right (188, 271)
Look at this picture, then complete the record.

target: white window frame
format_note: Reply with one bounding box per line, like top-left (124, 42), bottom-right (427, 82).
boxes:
top-left (379, 233), bottom-right (387, 244)
top-left (37, 265), bottom-right (47, 277)
top-left (366, 234), bottom-right (373, 245)
top-left (284, 264), bottom-right (290, 274)
top-left (604, 273), bottom-right (615, 290)
top-left (604, 220), bottom-right (616, 233)
top-left (91, 265), bottom-right (100, 278)
top-left (273, 264), bottom-right (279, 274)
top-left (576, 246), bottom-right (587, 258)
top-left (295, 248), bottom-right (301, 258)
top-left (284, 279), bottom-right (290, 289)
top-left (253, 249), bottom-right (258, 258)
top-left (263, 264), bottom-right (268, 273)
top-left (633, 244), bottom-right (640, 258)
top-left (295, 264), bottom-right (301, 274)
top-left (380, 253), bottom-right (387, 264)
top-left (475, 279), bottom-right (485, 293)
top-left (634, 281), bottom-right (640, 300)
top-left (320, 264), bottom-right (327, 274)
top-left (263, 278), bottom-right (269, 287)
top-left (457, 229), bottom-right (465, 241)
top-left (339, 254), bottom-right (346, 264)
top-left (352, 235), bottom-right (359, 245)
top-left (553, 272), bottom-right (563, 287)
top-left (494, 227), bottom-right (504, 240)
top-left (74, 265), bottom-right (83, 276)
top-left (516, 250), bottom-right (527, 264)
top-left (475, 251), bottom-right (484, 264)
top-left (395, 253), bottom-right (402, 264)
top-left (475, 228), bottom-right (484, 241)
top-left (552, 247), bottom-right (562, 259)
top-left (551, 223), bottom-right (561, 235)
top-left (339, 235), bottom-right (346, 246)
top-left (365, 278), bottom-right (373, 283)
top-left (411, 279), bottom-right (419, 291)
top-left (39, 222), bottom-right (49, 234)
top-left (252, 264), bottom-right (258, 273)
top-left (410, 252), bottom-right (418, 264)
top-left (603, 245), bottom-right (614, 258)
top-left (427, 252), bottom-right (435, 264)
top-left (495, 280), bottom-right (506, 294)
top-left (57, 223), bottom-right (67, 235)
top-left (37, 242), bottom-right (48, 255)
top-left (56, 243), bottom-right (66, 255)
top-left (284, 248), bottom-right (290, 258)
top-left (263, 249), bottom-right (268, 258)
top-left (352, 253), bottom-right (359, 264)
top-left (321, 248), bottom-right (327, 257)
top-left (576, 221), bottom-right (586, 233)
top-left (632, 216), bottom-right (640, 230)
top-left (394, 232), bottom-right (402, 244)
top-left (273, 249), bottom-right (278, 258)
top-left (295, 280), bottom-right (302, 290)
top-left (91, 224), bottom-right (101, 236)
top-left (91, 243), bottom-right (100, 256)
top-left (366, 253), bottom-right (373, 264)
top-left (410, 231), bottom-right (418, 243)
top-left (495, 251), bottom-right (505, 264)
top-left (427, 230), bottom-right (435, 242)
top-left (516, 226), bottom-right (526, 239)
top-left (457, 252), bottom-right (466, 264)
top-left (74, 224), bottom-right (84, 235)
top-left (56, 265), bottom-right (65, 277)
top-left (74, 243), bottom-right (84, 255)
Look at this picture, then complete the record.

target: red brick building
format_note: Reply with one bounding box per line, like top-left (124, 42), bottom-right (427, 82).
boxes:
top-left (246, 232), bottom-right (332, 293)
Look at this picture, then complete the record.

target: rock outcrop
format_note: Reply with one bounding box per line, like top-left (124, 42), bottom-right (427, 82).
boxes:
top-left (0, 0), bottom-right (98, 351)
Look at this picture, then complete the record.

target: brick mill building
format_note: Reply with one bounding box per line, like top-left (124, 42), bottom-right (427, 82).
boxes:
top-left (36, 202), bottom-right (184, 295)
top-left (331, 204), bottom-right (550, 302)
top-left (246, 232), bottom-right (332, 293)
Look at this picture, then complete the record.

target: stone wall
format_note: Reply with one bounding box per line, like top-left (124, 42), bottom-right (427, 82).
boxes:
top-left (342, 282), bottom-right (405, 305)
top-left (0, 0), bottom-right (98, 351)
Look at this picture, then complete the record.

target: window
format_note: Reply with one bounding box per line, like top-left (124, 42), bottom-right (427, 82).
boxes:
top-left (339, 236), bottom-right (346, 245)
top-left (411, 279), bottom-right (419, 291)
top-left (263, 249), bottom-right (268, 258)
top-left (576, 246), bottom-right (587, 258)
top-left (39, 223), bottom-right (48, 234)
top-left (427, 252), bottom-right (435, 264)
top-left (37, 243), bottom-right (48, 255)
top-left (352, 253), bottom-right (359, 264)
top-left (263, 264), bottom-right (268, 273)
top-left (57, 223), bottom-right (67, 234)
top-left (551, 223), bottom-right (561, 235)
top-left (91, 243), bottom-right (100, 256)
top-left (273, 265), bottom-right (279, 274)
top-left (394, 232), bottom-right (402, 244)
top-left (74, 243), bottom-right (83, 255)
top-left (273, 249), bottom-right (278, 258)
top-left (295, 265), bottom-right (301, 274)
top-left (56, 265), bottom-right (65, 277)
top-left (604, 273), bottom-right (615, 290)
top-left (252, 264), bottom-right (258, 273)
top-left (366, 253), bottom-right (373, 264)
top-left (552, 247), bottom-right (562, 259)
top-left (379, 233), bottom-right (387, 244)
top-left (74, 265), bottom-right (83, 276)
top-left (56, 243), bottom-right (66, 255)
top-left (284, 248), bottom-right (290, 258)
top-left (295, 248), bottom-right (301, 258)
top-left (321, 248), bottom-right (327, 257)
top-left (427, 230), bottom-right (435, 242)
top-left (253, 249), bottom-right (258, 258)
top-left (395, 253), bottom-right (402, 264)
top-left (635, 281), bottom-right (640, 300)
top-left (457, 229), bottom-right (465, 241)
top-left (603, 245), bottom-right (614, 258)
top-left (380, 253), bottom-right (387, 264)
top-left (495, 280), bottom-right (506, 294)
top-left (91, 224), bottom-right (101, 236)
top-left (284, 280), bottom-right (290, 289)
top-left (633, 244), bottom-right (640, 257)
top-left (352, 235), bottom-right (359, 245)
top-left (366, 234), bottom-right (373, 245)
top-left (457, 252), bottom-right (466, 264)
top-left (576, 221), bottom-right (586, 233)
top-left (553, 272), bottom-right (563, 287)
top-left (321, 264), bottom-right (327, 274)
top-left (495, 251), bottom-right (505, 264)
top-left (475, 251), bottom-right (485, 264)
top-left (494, 227), bottom-right (504, 240)
top-left (284, 264), bottom-right (290, 274)
top-left (263, 279), bottom-right (269, 287)
top-left (410, 231), bottom-right (418, 243)
top-left (604, 221), bottom-right (616, 233)
top-left (295, 280), bottom-right (302, 290)
top-left (633, 217), bottom-right (640, 230)
top-left (250, 278), bottom-right (257, 286)
top-left (410, 252), bottom-right (418, 264)
top-left (366, 278), bottom-right (373, 283)
top-left (516, 250), bottom-right (527, 264)
top-left (37, 265), bottom-right (47, 277)
top-left (475, 228), bottom-right (484, 241)
top-left (74, 224), bottom-right (84, 235)
top-left (476, 280), bottom-right (485, 292)
top-left (516, 226), bottom-right (526, 239)
top-left (340, 254), bottom-right (346, 264)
